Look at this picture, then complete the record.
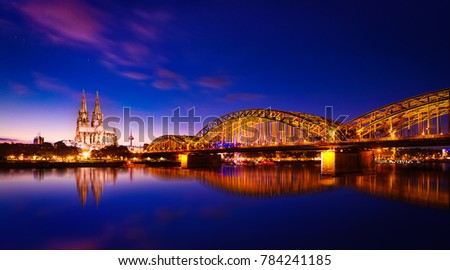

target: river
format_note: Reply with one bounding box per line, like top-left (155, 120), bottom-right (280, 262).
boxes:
top-left (0, 163), bottom-right (449, 249)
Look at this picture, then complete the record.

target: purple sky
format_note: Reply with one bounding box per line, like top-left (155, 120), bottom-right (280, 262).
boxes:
top-left (2, 0), bottom-right (450, 144)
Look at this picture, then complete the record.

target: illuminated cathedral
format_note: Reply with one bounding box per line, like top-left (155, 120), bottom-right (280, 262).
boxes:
top-left (75, 90), bottom-right (117, 148)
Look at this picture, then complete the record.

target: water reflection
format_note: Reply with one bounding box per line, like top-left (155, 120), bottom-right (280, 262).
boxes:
top-left (340, 164), bottom-right (450, 209)
top-left (75, 168), bottom-right (118, 207)
top-left (147, 165), bottom-right (336, 196)
top-left (1, 164), bottom-right (448, 209)
top-left (146, 164), bottom-right (449, 209)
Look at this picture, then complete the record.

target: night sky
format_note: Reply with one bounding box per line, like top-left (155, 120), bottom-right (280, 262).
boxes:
top-left (2, 0), bottom-right (450, 144)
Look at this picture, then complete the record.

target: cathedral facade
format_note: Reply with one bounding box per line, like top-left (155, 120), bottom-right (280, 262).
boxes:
top-left (75, 91), bottom-right (117, 148)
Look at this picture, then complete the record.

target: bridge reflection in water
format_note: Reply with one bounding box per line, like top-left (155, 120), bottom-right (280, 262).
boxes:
top-left (146, 165), bottom-right (332, 196)
top-left (341, 164), bottom-right (450, 209)
top-left (25, 164), bottom-right (449, 209)
top-left (144, 164), bottom-right (449, 209)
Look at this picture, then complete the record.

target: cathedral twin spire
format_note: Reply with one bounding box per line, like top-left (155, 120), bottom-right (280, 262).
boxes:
top-left (91, 91), bottom-right (103, 128)
top-left (80, 89), bottom-right (88, 112)
top-left (75, 90), bottom-right (117, 146)
top-left (77, 90), bottom-right (103, 128)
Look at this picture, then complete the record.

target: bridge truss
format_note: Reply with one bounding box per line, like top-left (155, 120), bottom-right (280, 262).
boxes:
top-left (146, 88), bottom-right (450, 152)
top-left (342, 88), bottom-right (450, 139)
top-left (193, 109), bottom-right (343, 148)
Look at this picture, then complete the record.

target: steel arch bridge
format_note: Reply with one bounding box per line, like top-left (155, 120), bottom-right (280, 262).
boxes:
top-left (342, 88), bottom-right (450, 140)
top-left (146, 88), bottom-right (450, 152)
top-left (192, 108), bottom-right (344, 148)
top-left (146, 135), bottom-right (198, 151)
top-left (147, 109), bottom-right (342, 151)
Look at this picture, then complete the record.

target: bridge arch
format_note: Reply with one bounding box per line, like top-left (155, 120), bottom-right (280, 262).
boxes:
top-left (146, 109), bottom-right (342, 152)
top-left (146, 135), bottom-right (198, 152)
top-left (341, 88), bottom-right (450, 139)
top-left (192, 108), bottom-right (342, 149)
top-left (145, 88), bottom-right (450, 152)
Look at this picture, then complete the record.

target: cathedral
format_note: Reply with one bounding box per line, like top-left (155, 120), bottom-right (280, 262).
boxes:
top-left (75, 90), bottom-right (117, 148)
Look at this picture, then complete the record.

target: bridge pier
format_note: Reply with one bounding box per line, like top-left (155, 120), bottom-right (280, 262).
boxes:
top-left (321, 149), bottom-right (375, 176)
top-left (180, 153), bottom-right (222, 169)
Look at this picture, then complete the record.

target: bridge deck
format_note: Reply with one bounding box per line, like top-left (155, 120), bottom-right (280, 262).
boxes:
top-left (146, 134), bottom-right (450, 154)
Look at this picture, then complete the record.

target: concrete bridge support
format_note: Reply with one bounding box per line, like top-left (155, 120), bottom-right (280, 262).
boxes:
top-left (321, 149), bottom-right (375, 176)
top-left (180, 153), bottom-right (222, 169)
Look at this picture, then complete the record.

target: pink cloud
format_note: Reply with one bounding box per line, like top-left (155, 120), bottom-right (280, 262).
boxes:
top-left (152, 79), bottom-right (177, 90)
top-left (157, 68), bottom-right (183, 80)
top-left (99, 43), bottom-right (158, 81)
top-left (225, 93), bottom-right (266, 102)
top-left (8, 82), bottom-right (30, 95)
top-left (129, 22), bottom-right (158, 40)
top-left (102, 51), bottom-right (136, 67)
top-left (197, 76), bottom-right (232, 90)
top-left (31, 73), bottom-right (107, 104)
top-left (15, 1), bottom-right (170, 83)
top-left (33, 72), bottom-right (74, 94)
top-left (119, 71), bottom-right (151, 80)
top-left (99, 59), bottom-right (116, 70)
top-left (152, 68), bottom-right (189, 90)
top-left (19, 0), bottom-right (108, 49)
top-left (120, 42), bottom-right (152, 64)
top-left (14, 1), bottom-right (198, 92)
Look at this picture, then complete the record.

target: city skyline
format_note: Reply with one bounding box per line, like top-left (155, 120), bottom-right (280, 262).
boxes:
top-left (2, 1), bottom-right (450, 144)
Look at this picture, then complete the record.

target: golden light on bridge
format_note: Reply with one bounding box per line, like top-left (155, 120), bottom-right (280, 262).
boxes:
top-left (320, 150), bottom-right (336, 176)
top-left (145, 88), bottom-right (450, 153)
top-left (179, 154), bottom-right (188, 168)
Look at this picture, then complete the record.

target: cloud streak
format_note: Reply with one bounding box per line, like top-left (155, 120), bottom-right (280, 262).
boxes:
top-left (152, 68), bottom-right (188, 90)
top-left (14, 0), bottom-right (168, 82)
top-left (33, 72), bottom-right (74, 95)
top-left (197, 76), bottom-right (232, 90)
top-left (119, 71), bottom-right (151, 81)
top-left (8, 82), bottom-right (31, 95)
top-left (11, 1), bottom-right (237, 95)
top-left (19, 0), bottom-right (107, 49)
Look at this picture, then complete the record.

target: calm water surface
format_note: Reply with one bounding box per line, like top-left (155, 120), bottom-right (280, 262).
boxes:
top-left (0, 164), bottom-right (449, 249)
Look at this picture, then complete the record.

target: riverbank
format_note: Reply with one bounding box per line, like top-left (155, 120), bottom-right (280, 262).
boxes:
top-left (0, 159), bottom-right (321, 169)
top-left (1, 159), bottom-right (446, 169)
top-left (0, 161), bottom-right (126, 169)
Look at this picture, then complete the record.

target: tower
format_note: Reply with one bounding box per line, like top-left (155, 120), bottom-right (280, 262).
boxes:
top-left (74, 90), bottom-right (117, 147)
top-left (128, 129), bottom-right (134, 147)
top-left (75, 90), bottom-right (90, 143)
top-left (91, 91), bottom-right (103, 128)
top-left (77, 90), bottom-right (90, 126)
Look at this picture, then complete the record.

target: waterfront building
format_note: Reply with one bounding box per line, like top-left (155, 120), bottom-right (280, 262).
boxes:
top-left (75, 90), bottom-right (117, 148)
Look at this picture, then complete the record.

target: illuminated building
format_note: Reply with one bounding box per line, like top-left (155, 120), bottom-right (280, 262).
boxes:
top-left (33, 133), bottom-right (44, 144)
top-left (75, 90), bottom-right (117, 148)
